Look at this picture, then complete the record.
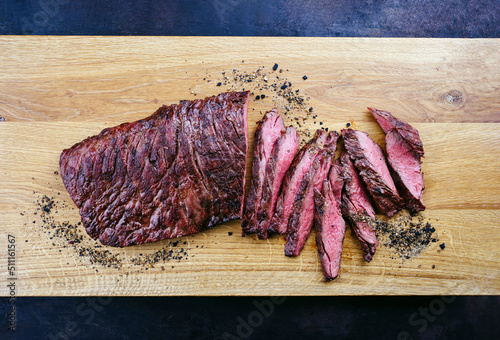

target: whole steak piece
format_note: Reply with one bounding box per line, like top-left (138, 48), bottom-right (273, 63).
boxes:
top-left (342, 129), bottom-right (404, 217)
top-left (241, 109), bottom-right (299, 239)
top-left (340, 152), bottom-right (378, 262)
top-left (60, 92), bottom-right (249, 247)
top-left (368, 108), bottom-right (425, 212)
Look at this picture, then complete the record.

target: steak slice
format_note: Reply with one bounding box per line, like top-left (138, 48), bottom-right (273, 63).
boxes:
top-left (385, 130), bottom-right (425, 211)
top-left (241, 109), bottom-right (286, 237)
top-left (255, 125), bottom-right (300, 239)
top-left (60, 92), bottom-right (249, 247)
top-left (314, 160), bottom-right (346, 280)
top-left (269, 130), bottom-right (329, 235)
top-left (342, 129), bottom-right (403, 217)
top-left (368, 108), bottom-right (425, 212)
top-left (340, 152), bottom-right (378, 262)
top-left (329, 158), bottom-right (344, 204)
top-left (284, 131), bottom-right (339, 256)
top-left (367, 107), bottom-right (424, 157)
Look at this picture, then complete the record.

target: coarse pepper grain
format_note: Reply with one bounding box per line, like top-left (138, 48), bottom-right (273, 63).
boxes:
top-left (205, 65), bottom-right (315, 140)
top-left (32, 190), bottom-right (192, 273)
top-left (375, 211), bottom-right (439, 260)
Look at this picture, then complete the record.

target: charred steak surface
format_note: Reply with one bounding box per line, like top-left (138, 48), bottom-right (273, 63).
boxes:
top-left (342, 129), bottom-right (403, 217)
top-left (340, 152), bottom-right (378, 262)
top-left (60, 92), bottom-right (249, 247)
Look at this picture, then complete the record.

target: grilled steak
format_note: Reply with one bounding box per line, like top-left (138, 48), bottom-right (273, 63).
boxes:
top-left (314, 160), bottom-right (346, 280)
top-left (269, 130), bottom-right (329, 235)
top-left (367, 107), bottom-right (424, 157)
top-left (368, 108), bottom-right (425, 212)
top-left (242, 110), bottom-right (299, 239)
top-left (340, 152), bottom-right (378, 262)
top-left (60, 92), bottom-right (249, 247)
top-left (284, 131), bottom-right (338, 256)
top-left (256, 126), bottom-right (300, 239)
top-left (342, 129), bottom-right (403, 217)
top-left (329, 159), bottom-right (344, 204)
top-left (242, 109), bottom-right (285, 236)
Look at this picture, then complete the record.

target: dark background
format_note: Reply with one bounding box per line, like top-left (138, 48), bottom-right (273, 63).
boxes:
top-left (2, 0), bottom-right (499, 37)
top-left (1, 0), bottom-right (499, 339)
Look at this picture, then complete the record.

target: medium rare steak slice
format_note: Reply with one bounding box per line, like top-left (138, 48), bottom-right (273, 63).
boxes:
top-left (386, 130), bottom-right (425, 211)
top-left (368, 107), bottom-right (424, 157)
top-left (241, 109), bottom-right (286, 237)
top-left (60, 92), bottom-right (249, 247)
top-left (342, 129), bottom-right (403, 217)
top-left (329, 159), bottom-right (344, 204)
top-left (255, 125), bottom-right (300, 239)
top-left (269, 130), bottom-right (330, 235)
top-left (314, 160), bottom-right (346, 280)
top-left (284, 131), bottom-right (339, 256)
top-left (368, 108), bottom-right (425, 212)
top-left (340, 152), bottom-right (378, 262)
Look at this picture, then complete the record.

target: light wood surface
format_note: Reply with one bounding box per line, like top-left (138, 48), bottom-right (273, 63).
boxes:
top-left (0, 36), bottom-right (499, 296)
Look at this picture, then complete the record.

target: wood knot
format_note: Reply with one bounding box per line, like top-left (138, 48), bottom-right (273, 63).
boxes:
top-left (440, 90), bottom-right (464, 109)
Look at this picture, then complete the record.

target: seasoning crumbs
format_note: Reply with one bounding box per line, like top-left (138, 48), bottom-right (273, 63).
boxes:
top-left (31, 193), bottom-right (193, 273)
top-left (376, 211), bottom-right (439, 260)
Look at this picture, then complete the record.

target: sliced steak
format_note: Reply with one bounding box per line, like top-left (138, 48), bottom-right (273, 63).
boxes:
top-left (342, 129), bottom-right (403, 217)
top-left (340, 152), bottom-right (378, 262)
top-left (241, 109), bottom-right (286, 237)
top-left (284, 131), bottom-right (339, 256)
top-left (385, 130), bottom-right (425, 211)
top-left (269, 130), bottom-right (330, 235)
top-left (329, 159), bottom-right (344, 204)
top-left (314, 160), bottom-right (346, 280)
top-left (256, 126), bottom-right (300, 239)
top-left (368, 108), bottom-right (425, 212)
top-left (368, 107), bottom-right (424, 157)
top-left (60, 92), bottom-right (249, 247)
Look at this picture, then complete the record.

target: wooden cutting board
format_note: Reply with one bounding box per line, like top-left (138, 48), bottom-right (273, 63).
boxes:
top-left (0, 36), bottom-right (499, 296)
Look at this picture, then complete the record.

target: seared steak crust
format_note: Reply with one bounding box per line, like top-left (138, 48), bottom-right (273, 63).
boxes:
top-left (342, 129), bottom-right (403, 217)
top-left (60, 92), bottom-right (249, 247)
top-left (340, 152), bottom-right (378, 262)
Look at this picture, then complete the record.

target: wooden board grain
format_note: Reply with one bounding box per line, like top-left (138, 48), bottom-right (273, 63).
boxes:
top-left (0, 36), bottom-right (499, 296)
